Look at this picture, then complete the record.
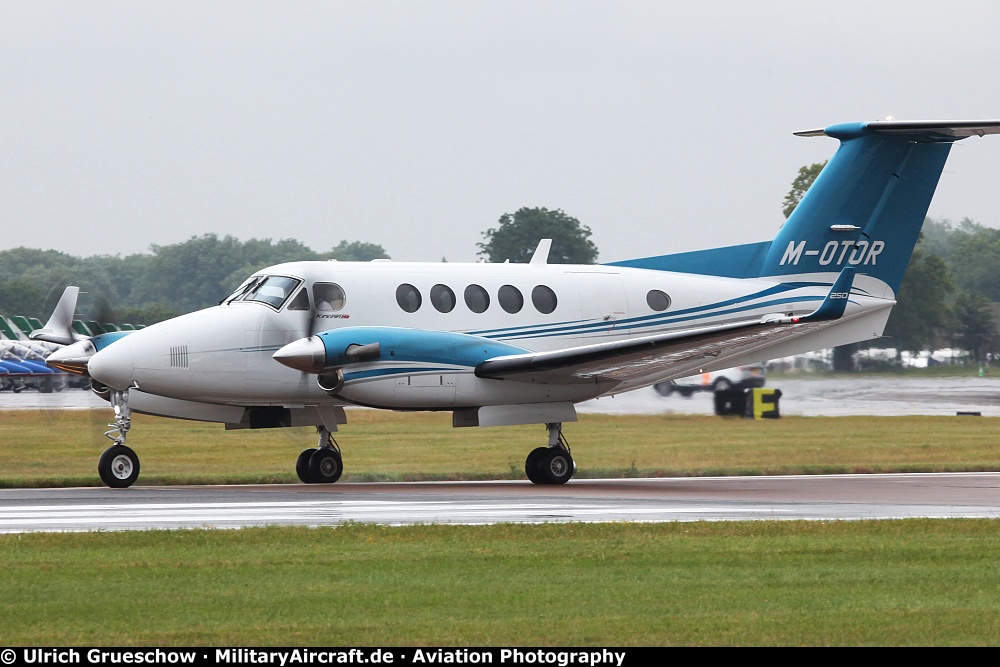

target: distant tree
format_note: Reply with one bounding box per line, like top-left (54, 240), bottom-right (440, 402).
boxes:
top-left (883, 249), bottom-right (953, 354)
top-left (478, 207), bottom-right (597, 264)
top-left (129, 234), bottom-right (251, 312)
top-left (952, 290), bottom-right (996, 361)
top-left (0, 280), bottom-right (46, 318)
top-left (782, 161), bottom-right (827, 219)
top-left (946, 225), bottom-right (1000, 301)
top-left (0, 235), bottom-right (392, 319)
top-left (117, 303), bottom-right (181, 326)
top-left (323, 241), bottom-right (390, 262)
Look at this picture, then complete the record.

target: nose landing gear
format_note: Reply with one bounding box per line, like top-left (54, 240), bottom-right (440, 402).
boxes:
top-left (97, 389), bottom-right (140, 488)
top-left (525, 422), bottom-right (576, 485)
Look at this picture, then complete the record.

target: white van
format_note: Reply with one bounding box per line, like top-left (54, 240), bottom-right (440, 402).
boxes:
top-left (654, 364), bottom-right (766, 397)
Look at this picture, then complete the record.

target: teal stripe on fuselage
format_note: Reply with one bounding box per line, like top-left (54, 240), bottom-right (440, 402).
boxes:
top-left (489, 294), bottom-right (828, 342)
top-left (470, 281), bottom-right (829, 342)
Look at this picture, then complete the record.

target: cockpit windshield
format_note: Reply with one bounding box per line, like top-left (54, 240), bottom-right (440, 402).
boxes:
top-left (243, 275), bottom-right (302, 309)
top-left (223, 276), bottom-right (263, 304)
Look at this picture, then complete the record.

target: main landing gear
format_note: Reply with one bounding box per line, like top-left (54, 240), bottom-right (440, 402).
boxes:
top-left (525, 422), bottom-right (576, 485)
top-left (98, 388), bottom-right (141, 488)
top-left (296, 427), bottom-right (344, 484)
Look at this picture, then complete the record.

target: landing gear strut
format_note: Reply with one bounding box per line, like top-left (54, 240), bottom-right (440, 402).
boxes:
top-left (98, 389), bottom-right (140, 488)
top-left (296, 427), bottom-right (344, 484)
top-left (525, 422), bottom-right (576, 485)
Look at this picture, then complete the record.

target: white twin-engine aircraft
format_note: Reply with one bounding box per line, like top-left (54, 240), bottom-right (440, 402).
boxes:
top-left (41, 119), bottom-right (999, 488)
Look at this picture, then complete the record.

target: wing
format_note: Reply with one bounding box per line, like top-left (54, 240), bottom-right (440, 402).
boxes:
top-left (474, 317), bottom-right (829, 384)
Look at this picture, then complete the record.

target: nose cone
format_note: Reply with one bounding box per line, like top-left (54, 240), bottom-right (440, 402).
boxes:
top-left (273, 336), bottom-right (326, 374)
top-left (46, 339), bottom-right (97, 375)
top-left (88, 338), bottom-right (135, 390)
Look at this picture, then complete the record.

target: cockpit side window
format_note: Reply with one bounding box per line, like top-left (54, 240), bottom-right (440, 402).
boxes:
top-left (287, 288), bottom-right (310, 311)
top-left (245, 276), bottom-right (302, 309)
top-left (313, 283), bottom-right (346, 312)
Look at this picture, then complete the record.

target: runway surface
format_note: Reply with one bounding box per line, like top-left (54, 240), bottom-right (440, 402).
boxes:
top-left (2, 473), bottom-right (999, 533)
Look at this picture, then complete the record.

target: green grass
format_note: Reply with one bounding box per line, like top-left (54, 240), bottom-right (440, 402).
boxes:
top-left (4, 411), bottom-right (999, 645)
top-left (2, 520), bottom-right (999, 645)
top-left (2, 410), bottom-right (1000, 487)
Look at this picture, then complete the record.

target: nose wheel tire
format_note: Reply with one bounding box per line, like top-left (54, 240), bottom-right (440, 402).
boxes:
top-left (98, 444), bottom-right (140, 488)
top-left (307, 448), bottom-right (343, 484)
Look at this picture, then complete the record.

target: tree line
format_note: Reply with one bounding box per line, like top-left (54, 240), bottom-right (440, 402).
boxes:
top-left (0, 237), bottom-right (389, 325)
top-left (0, 207), bottom-right (596, 325)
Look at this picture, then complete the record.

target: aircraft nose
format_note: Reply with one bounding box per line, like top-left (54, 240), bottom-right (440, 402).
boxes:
top-left (273, 336), bottom-right (326, 374)
top-left (88, 338), bottom-right (135, 390)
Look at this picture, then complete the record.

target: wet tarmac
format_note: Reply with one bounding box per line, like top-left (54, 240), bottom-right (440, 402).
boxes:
top-left (580, 376), bottom-right (1000, 417)
top-left (3, 473), bottom-right (999, 532)
top-left (3, 375), bottom-right (1000, 417)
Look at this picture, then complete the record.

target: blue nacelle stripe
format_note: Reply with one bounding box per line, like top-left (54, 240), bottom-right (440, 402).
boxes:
top-left (317, 327), bottom-right (529, 369)
top-left (91, 331), bottom-right (134, 352)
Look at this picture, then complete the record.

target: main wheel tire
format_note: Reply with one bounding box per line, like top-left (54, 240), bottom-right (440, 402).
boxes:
top-left (540, 448), bottom-right (575, 485)
top-left (525, 447), bottom-right (549, 484)
top-left (98, 444), bottom-right (140, 488)
top-left (308, 448), bottom-right (343, 484)
top-left (296, 448), bottom-right (316, 483)
top-left (713, 378), bottom-right (733, 392)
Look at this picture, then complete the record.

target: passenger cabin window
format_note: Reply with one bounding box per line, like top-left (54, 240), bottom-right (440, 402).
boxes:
top-left (646, 289), bottom-right (671, 311)
top-left (314, 283), bottom-right (346, 311)
top-left (498, 285), bottom-right (523, 314)
top-left (396, 284), bottom-right (422, 313)
top-left (465, 285), bottom-right (489, 313)
top-left (245, 276), bottom-right (301, 309)
top-left (531, 285), bottom-right (557, 314)
top-left (430, 284), bottom-right (456, 313)
top-left (287, 288), bottom-right (310, 311)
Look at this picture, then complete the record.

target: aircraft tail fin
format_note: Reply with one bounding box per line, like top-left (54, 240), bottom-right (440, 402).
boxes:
top-left (760, 120), bottom-right (1000, 293)
top-left (608, 120), bottom-right (1000, 295)
top-left (30, 286), bottom-right (80, 346)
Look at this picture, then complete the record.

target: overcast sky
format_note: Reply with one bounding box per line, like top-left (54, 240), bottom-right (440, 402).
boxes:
top-left (2, 1), bottom-right (998, 264)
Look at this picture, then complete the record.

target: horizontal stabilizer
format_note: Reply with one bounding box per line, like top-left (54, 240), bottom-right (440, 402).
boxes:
top-left (795, 120), bottom-right (1000, 139)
